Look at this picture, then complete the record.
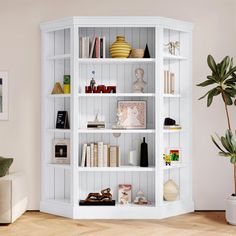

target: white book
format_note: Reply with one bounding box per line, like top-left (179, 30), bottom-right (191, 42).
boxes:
top-left (90, 143), bottom-right (94, 167)
top-left (86, 37), bottom-right (90, 58)
top-left (86, 146), bottom-right (91, 167)
top-left (170, 72), bottom-right (175, 94)
top-left (103, 144), bottom-right (108, 167)
top-left (81, 37), bottom-right (86, 58)
top-left (98, 142), bottom-right (104, 167)
top-left (81, 143), bottom-right (87, 167)
top-left (102, 36), bottom-right (106, 58)
top-left (110, 146), bottom-right (117, 167)
top-left (94, 144), bottom-right (98, 167)
top-left (167, 70), bottom-right (170, 93)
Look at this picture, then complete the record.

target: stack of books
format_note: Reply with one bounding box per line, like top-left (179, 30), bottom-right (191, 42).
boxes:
top-left (164, 125), bottom-right (182, 130)
top-left (80, 142), bottom-right (120, 167)
top-left (80, 36), bottom-right (106, 58)
top-left (164, 70), bottom-right (175, 94)
top-left (87, 121), bottom-right (105, 129)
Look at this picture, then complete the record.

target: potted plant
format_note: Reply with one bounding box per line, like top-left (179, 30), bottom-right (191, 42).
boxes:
top-left (197, 55), bottom-right (236, 225)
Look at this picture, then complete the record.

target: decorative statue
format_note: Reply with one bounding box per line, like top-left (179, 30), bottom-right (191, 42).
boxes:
top-left (164, 154), bottom-right (171, 166)
top-left (134, 190), bottom-right (149, 205)
top-left (165, 41), bottom-right (180, 55)
top-left (85, 188), bottom-right (112, 202)
top-left (133, 68), bottom-right (147, 93)
top-left (90, 70), bottom-right (96, 89)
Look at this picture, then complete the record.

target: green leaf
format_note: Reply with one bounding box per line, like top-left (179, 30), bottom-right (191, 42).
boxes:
top-left (231, 136), bottom-right (236, 152)
top-left (196, 79), bottom-right (216, 87)
top-left (234, 99), bottom-right (236, 106)
top-left (230, 156), bottom-right (236, 164)
top-left (207, 92), bottom-right (213, 107)
top-left (221, 136), bottom-right (233, 153)
top-left (207, 75), bottom-right (219, 83)
top-left (198, 91), bottom-right (210, 100)
top-left (211, 135), bottom-right (227, 153)
top-left (223, 66), bottom-right (236, 80)
top-left (207, 55), bottom-right (218, 75)
top-left (219, 151), bottom-right (231, 157)
top-left (222, 92), bottom-right (233, 105)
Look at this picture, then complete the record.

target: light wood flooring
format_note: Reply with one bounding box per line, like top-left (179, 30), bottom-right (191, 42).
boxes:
top-left (1, 211), bottom-right (236, 236)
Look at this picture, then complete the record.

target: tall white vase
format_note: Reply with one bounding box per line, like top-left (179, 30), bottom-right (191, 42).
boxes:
top-left (226, 195), bottom-right (236, 225)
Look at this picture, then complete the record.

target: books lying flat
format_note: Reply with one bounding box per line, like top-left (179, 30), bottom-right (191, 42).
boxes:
top-left (87, 121), bottom-right (105, 129)
top-left (164, 125), bottom-right (182, 130)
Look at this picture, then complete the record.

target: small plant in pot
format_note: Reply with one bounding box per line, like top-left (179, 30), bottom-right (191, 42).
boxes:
top-left (197, 55), bottom-right (236, 225)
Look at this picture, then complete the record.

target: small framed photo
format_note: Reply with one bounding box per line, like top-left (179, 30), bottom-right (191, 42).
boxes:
top-left (0, 72), bottom-right (8, 120)
top-left (165, 147), bottom-right (181, 163)
top-left (118, 184), bottom-right (132, 204)
top-left (117, 101), bottom-right (146, 129)
top-left (52, 139), bottom-right (70, 164)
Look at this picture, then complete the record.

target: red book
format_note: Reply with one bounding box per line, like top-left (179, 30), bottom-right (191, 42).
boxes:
top-left (95, 37), bottom-right (100, 58)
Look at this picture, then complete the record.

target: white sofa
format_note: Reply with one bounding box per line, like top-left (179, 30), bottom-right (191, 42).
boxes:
top-left (0, 172), bottom-right (28, 223)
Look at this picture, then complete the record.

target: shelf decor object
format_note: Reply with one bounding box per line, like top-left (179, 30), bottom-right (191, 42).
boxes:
top-left (0, 72), bottom-right (8, 120)
top-left (163, 179), bottom-right (180, 201)
top-left (40, 16), bottom-right (193, 219)
top-left (110, 36), bottom-right (131, 58)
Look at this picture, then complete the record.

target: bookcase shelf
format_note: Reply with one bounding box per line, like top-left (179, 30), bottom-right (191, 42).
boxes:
top-left (41, 16), bottom-right (193, 220)
top-left (78, 166), bottom-right (155, 172)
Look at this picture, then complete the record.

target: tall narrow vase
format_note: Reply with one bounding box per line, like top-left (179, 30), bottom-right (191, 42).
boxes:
top-left (140, 137), bottom-right (148, 167)
top-left (110, 36), bottom-right (131, 58)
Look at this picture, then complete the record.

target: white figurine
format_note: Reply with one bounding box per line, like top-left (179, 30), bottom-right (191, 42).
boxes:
top-left (133, 68), bottom-right (147, 93)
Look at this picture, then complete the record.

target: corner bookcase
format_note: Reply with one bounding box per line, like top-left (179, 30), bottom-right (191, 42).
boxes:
top-left (40, 16), bottom-right (194, 219)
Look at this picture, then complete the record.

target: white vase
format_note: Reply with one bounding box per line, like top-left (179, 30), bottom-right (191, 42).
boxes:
top-left (226, 195), bottom-right (236, 225)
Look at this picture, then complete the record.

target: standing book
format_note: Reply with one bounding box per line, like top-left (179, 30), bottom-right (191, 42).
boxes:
top-left (98, 142), bottom-right (104, 167)
top-left (86, 146), bottom-right (91, 167)
top-left (103, 144), bottom-right (108, 167)
top-left (90, 143), bottom-right (94, 167)
top-left (81, 143), bottom-right (87, 167)
top-left (94, 144), bottom-right (98, 167)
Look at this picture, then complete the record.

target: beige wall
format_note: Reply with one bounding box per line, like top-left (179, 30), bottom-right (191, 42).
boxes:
top-left (0, 0), bottom-right (235, 210)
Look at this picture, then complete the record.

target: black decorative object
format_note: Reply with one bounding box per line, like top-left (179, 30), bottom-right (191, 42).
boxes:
top-left (164, 117), bottom-right (176, 126)
top-left (56, 111), bottom-right (70, 129)
top-left (143, 44), bottom-right (150, 58)
top-left (140, 137), bottom-right (148, 167)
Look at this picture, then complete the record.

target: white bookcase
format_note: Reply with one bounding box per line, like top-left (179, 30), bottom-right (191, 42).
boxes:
top-left (40, 16), bottom-right (194, 219)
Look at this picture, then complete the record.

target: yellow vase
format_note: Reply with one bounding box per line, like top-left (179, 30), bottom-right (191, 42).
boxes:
top-left (110, 36), bottom-right (131, 58)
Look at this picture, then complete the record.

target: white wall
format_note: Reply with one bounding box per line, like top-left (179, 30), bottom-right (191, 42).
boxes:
top-left (0, 0), bottom-right (235, 210)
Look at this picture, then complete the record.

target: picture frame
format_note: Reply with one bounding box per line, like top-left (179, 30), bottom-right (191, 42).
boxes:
top-left (52, 139), bottom-right (70, 164)
top-left (118, 184), bottom-right (132, 204)
top-left (0, 72), bottom-right (8, 120)
top-left (117, 101), bottom-right (146, 129)
top-left (165, 147), bottom-right (181, 163)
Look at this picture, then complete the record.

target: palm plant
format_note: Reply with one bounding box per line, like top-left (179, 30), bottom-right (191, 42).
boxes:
top-left (197, 55), bottom-right (236, 194)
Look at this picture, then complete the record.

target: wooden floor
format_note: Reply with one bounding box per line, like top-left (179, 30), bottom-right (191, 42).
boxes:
top-left (1, 212), bottom-right (236, 236)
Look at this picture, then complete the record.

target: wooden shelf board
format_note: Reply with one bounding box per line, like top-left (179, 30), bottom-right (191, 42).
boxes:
top-left (78, 58), bottom-right (156, 64)
top-left (163, 54), bottom-right (187, 60)
top-left (47, 54), bottom-right (71, 60)
top-left (47, 163), bottom-right (71, 169)
top-left (78, 93), bottom-right (155, 97)
top-left (78, 129), bottom-right (155, 134)
top-left (78, 166), bottom-right (155, 172)
top-left (48, 129), bottom-right (71, 133)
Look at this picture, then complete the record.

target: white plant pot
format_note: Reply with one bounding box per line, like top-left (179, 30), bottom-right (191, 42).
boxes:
top-left (226, 195), bottom-right (236, 225)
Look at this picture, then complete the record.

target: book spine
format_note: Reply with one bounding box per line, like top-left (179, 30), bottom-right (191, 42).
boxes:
top-left (167, 70), bottom-right (170, 94)
top-left (81, 143), bottom-right (87, 167)
top-left (164, 70), bottom-right (167, 93)
top-left (100, 38), bottom-right (103, 58)
top-left (86, 37), bottom-right (90, 58)
top-left (170, 73), bottom-right (175, 94)
top-left (95, 37), bottom-right (100, 58)
top-left (90, 143), bottom-right (94, 167)
top-left (116, 146), bottom-right (120, 167)
top-left (109, 146), bottom-right (117, 167)
top-left (89, 37), bottom-right (96, 58)
top-left (98, 142), bottom-right (104, 167)
top-left (81, 37), bottom-right (86, 58)
top-left (86, 146), bottom-right (91, 167)
top-left (103, 36), bottom-right (106, 58)
top-left (94, 144), bottom-right (98, 167)
top-left (103, 144), bottom-right (108, 167)
top-left (107, 144), bottom-right (110, 167)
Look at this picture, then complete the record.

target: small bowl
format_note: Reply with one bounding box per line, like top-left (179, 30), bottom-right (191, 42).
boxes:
top-left (130, 49), bottom-right (144, 58)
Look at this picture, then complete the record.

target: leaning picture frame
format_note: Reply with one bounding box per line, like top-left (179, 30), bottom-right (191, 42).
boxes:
top-left (117, 100), bottom-right (146, 129)
top-left (0, 72), bottom-right (8, 120)
top-left (52, 139), bottom-right (70, 164)
top-left (165, 147), bottom-right (181, 163)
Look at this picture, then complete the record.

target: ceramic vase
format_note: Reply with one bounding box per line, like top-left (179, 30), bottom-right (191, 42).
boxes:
top-left (163, 179), bottom-right (179, 201)
top-left (110, 36), bottom-right (131, 58)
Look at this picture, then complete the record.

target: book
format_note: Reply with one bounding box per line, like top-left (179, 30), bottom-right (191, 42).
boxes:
top-left (100, 37), bottom-right (103, 58)
top-left (170, 72), bottom-right (175, 94)
top-left (164, 125), bottom-right (182, 130)
top-left (81, 143), bottom-right (87, 167)
top-left (103, 144), bottom-right (108, 167)
top-left (118, 184), bottom-right (132, 204)
top-left (81, 37), bottom-right (90, 58)
top-left (110, 146), bottom-right (117, 167)
top-left (116, 146), bottom-right (120, 167)
top-left (89, 37), bottom-right (96, 58)
top-left (98, 142), bottom-right (104, 167)
top-left (86, 146), bottom-right (91, 167)
top-left (94, 144), bottom-right (98, 167)
top-left (95, 37), bottom-right (100, 58)
top-left (102, 36), bottom-right (106, 58)
top-left (164, 70), bottom-right (175, 94)
top-left (90, 143), bottom-right (94, 167)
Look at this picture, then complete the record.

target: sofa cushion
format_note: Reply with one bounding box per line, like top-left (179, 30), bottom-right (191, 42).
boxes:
top-left (0, 157), bottom-right (13, 177)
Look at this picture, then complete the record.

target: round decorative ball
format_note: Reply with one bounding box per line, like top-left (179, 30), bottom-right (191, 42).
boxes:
top-left (163, 179), bottom-right (179, 201)
top-left (110, 36), bottom-right (131, 58)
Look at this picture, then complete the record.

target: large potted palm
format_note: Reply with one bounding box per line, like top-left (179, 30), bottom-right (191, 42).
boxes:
top-left (197, 55), bottom-right (236, 225)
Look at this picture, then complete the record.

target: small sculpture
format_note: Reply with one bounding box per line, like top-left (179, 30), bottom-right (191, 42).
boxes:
top-left (134, 190), bottom-right (149, 205)
top-left (133, 68), bottom-right (147, 93)
top-left (51, 82), bottom-right (64, 94)
top-left (165, 41), bottom-right (180, 55)
top-left (85, 188), bottom-right (112, 202)
top-left (164, 154), bottom-right (171, 166)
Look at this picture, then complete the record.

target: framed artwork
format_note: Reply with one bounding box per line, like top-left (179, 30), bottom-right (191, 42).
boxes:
top-left (52, 139), bottom-right (70, 164)
top-left (117, 101), bottom-right (146, 129)
top-left (165, 147), bottom-right (181, 163)
top-left (0, 72), bottom-right (8, 120)
top-left (118, 184), bottom-right (132, 204)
